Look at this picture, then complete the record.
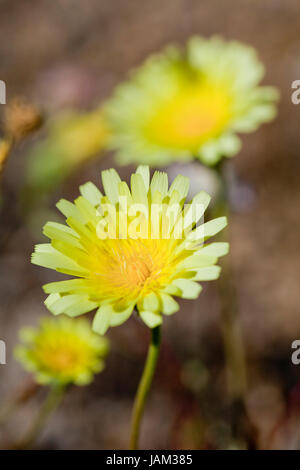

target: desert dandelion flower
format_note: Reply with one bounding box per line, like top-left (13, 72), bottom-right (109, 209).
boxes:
top-left (15, 316), bottom-right (109, 386)
top-left (31, 165), bottom-right (228, 449)
top-left (105, 36), bottom-right (278, 166)
top-left (32, 165), bottom-right (228, 334)
top-left (14, 316), bottom-right (108, 449)
top-left (26, 108), bottom-right (109, 196)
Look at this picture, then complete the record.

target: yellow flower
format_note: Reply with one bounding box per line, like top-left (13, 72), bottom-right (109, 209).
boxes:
top-left (50, 109), bottom-right (109, 165)
top-left (105, 36), bottom-right (278, 166)
top-left (26, 108), bottom-right (109, 192)
top-left (32, 166), bottom-right (228, 333)
top-left (15, 316), bottom-right (109, 385)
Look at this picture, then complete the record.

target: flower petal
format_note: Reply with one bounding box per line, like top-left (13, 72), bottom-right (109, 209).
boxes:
top-left (118, 181), bottom-right (133, 205)
top-left (44, 293), bottom-right (60, 310)
top-left (64, 298), bottom-right (98, 317)
top-left (32, 244), bottom-right (88, 276)
top-left (43, 222), bottom-right (81, 248)
top-left (168, 175), bottom-right (189, 200)
top-left (202, 216), bottom-right (228, 238)
top-left (136, 165), bottom-right (150, 191)
top-left (159, 293), bottom-right (179, 315)
top-left (43, 279), bottom-right (92, 294)
top-left (171, 279), bottom-right (202, 299)
top-left (192, 266), bottom-right (221, 281)
top-left (102, 168), bottom-right (121, 204)
top-left (183, 191), bottom-right (211, 230)
top-left (131, 173), bottom-right (148, 205)
top-left (140, 311), bottom-right (162, 328)
top-left (56, 199), bottom-right (85, 224)
top-left (178, 253), bottom-right (217, 270)
top-left (92, 305), bottom-right (113, 335)
top-left (150, 171), bottom-right (168, 198)
top-left (45, 293), bottom-right (95, 316)
top-left (79, 181), bottom-right (102, 207)
top-left (200, 242), bottom-right (229, 257)
top-left (142, 292), bottom-right (160, 312)
top-left (110, 304), bottom-right (134, 326)
top-left (74, 196), bottom-right (99, 225)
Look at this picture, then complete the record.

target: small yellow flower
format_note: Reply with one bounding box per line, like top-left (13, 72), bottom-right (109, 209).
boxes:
top-left (15, 316), bottom-right (109, 385)
top-left (26, 108), bottom-right (109, 191)
top-left (32, 166), bottom-right (228, 333)
top-left (105, 36), bottom-right (278, 166)
top-left (50, 110), bottom-right (109, 165)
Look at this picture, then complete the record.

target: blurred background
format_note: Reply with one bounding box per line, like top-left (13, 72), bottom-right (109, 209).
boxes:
top-left (1, 0), bottom-right (300, 449)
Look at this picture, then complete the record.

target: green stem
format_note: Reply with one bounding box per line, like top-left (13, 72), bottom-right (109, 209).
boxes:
top-left (215, 161), bottom-right (247, 397)
top-left (214, 161), bottom-right (249, 443)
top-left (14, 384), bottom-right (66, 449)
top-left (130, 325), bottom-right (161, 450)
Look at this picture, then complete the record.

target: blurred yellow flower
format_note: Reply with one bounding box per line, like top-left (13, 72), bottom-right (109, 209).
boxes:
top-left (26, 108), bottom-right (109, 192)
top-left (105, 36), bottom-right (278, 166)
top-left (15, 316), bottom-right (109, 386)
top-left (50, 110), bottom-right (109, 165)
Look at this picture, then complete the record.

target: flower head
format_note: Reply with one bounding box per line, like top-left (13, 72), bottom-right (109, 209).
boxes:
top-left (26, 108), bottom-right (109, 192)
top-left (105, 36), bottom-right (278, 166)
top-left (50, 109), bottom-right (109, 165)
top-left (15, 316), bottom-right (109, 386)
top-left (32, 166), bottom-right (228, 333)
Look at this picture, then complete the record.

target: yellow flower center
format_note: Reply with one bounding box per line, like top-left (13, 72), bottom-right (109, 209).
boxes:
top-left (88, 238), bottom-right (185, 301)
top-left (146, 81), bottom-right (232, 151)
top-left (45, 349), bottom-right (79, 371)
top-left (123, 254), bottom-right (153, 287)
top-left (36, 336), bottom-right (91, 375)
